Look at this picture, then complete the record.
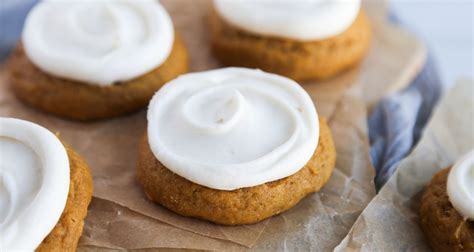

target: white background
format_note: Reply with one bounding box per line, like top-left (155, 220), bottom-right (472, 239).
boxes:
top-left (391, 0), bottom-right (473, 87)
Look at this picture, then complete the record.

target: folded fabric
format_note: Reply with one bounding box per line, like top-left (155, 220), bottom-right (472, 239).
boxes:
top-left (0, 0), bottom-right (37, 60)
top-left (369, 13), bottom-right (443, 189)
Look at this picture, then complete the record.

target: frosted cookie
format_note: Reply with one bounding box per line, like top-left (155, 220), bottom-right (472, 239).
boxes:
top-left (420, 151), bottom-right (474, 251)
top-left (9, 0), bottom-right (188, 120)
top-left (137, 68), bottom-right (336, 225)
top-left (210, 0), bottom-right (371, 81)
top-left (0, 117), bottom-right (93, 251)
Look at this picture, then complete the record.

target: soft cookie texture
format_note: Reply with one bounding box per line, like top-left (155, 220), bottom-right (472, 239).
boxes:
top-left (37, 144), bottom-right (93, 251)
top-left (420, 167), bottom-right (474, 252)
top-left (137, 118), bottom-right (336, 225)
top-left (210, 10), bottom-right (371, 81)
top-left (8, 34), bottom-right (188, 121)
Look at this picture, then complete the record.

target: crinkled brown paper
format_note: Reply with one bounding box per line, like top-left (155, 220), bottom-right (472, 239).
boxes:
top-left (0, 0), bottom-right (425, 250)
top-left (335, 79), bottom-right (474, 251)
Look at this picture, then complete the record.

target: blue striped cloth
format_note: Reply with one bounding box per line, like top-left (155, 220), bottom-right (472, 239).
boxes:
top-left (369, 53), bottom-right (442, 189)
top-left (0, 0), bottom-right (37, 60)
top-left (0, 2), bottom-right (443, 190)
top-left (370, 13), bottom-right (443, 189)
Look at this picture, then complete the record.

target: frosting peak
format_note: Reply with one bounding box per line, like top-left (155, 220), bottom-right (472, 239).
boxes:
top-left (22, 0), bottom-right (174, 86)
top-left (213, 0), bottom-right (361, 41)
top-left (147, 68), bottom-right (319, 190)
top-left (447, 150), bottom-right (474, 220)
top-left (182, 87), bottom-right (248, 134)
top-left (0, 118), bottom-right (70, 250)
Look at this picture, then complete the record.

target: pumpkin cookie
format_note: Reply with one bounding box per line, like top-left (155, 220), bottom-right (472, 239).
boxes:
top-left (9, 0), bottom-right (188, 120)
top-left (9, 36), bottom-right (188, 121)
top-left (38, 144), bottom-right (93, 251)
top-left (420, 157), bottom-right (474, 252)
top-left (210, 1), bottom-right (371, 81)
top-left (0, 117), bottom-right (92, 251)
top-left (138, 118), bottom-right (335, 225)
top-left (137, 68), bottom-right (336, 225)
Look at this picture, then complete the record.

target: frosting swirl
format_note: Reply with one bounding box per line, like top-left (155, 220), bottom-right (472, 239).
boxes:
top-left (22, 0), bottom-right (174, 86)
top-left (213, 0), bottom-right (361, 41)
top-left (447, 150), bottom-right (474, 220)
top-left (147, 68), bottom-right (319, 190)
top-left (0, 118), bottom-right (70, 250)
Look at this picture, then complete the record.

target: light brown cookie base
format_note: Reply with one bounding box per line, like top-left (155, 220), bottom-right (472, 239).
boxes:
top-left (420, 167), bottom-right (474, 251)
top-left (9, 34), bottom-right (189, 121)
top-left (137, 118), bottom-right (336, 225)
top-left (210, 10), bottom-right (371, 82)
top-left (37, 144), bottom-right (93, 251)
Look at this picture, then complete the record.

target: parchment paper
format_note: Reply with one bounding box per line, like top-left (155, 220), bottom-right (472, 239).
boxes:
top-left (0, 0), bottom-right (426, 250)
top-left (335, 79), bottom-right (474, 251)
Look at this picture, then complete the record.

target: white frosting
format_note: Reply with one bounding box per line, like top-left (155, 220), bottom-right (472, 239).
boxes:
top-left (0, 118), bottom-right (70, 250)
top-left (147, 68), bottom-right (319, 190)
top-left (447, 150), bottom-right (474, 220)
top-left (22, 0), bottom-right (174, 86)
top-left (213, 0), bottom-right (361, 41)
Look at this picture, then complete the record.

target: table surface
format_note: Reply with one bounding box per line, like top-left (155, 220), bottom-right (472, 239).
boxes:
top-left (391, 0), bottom-right (474, 87)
